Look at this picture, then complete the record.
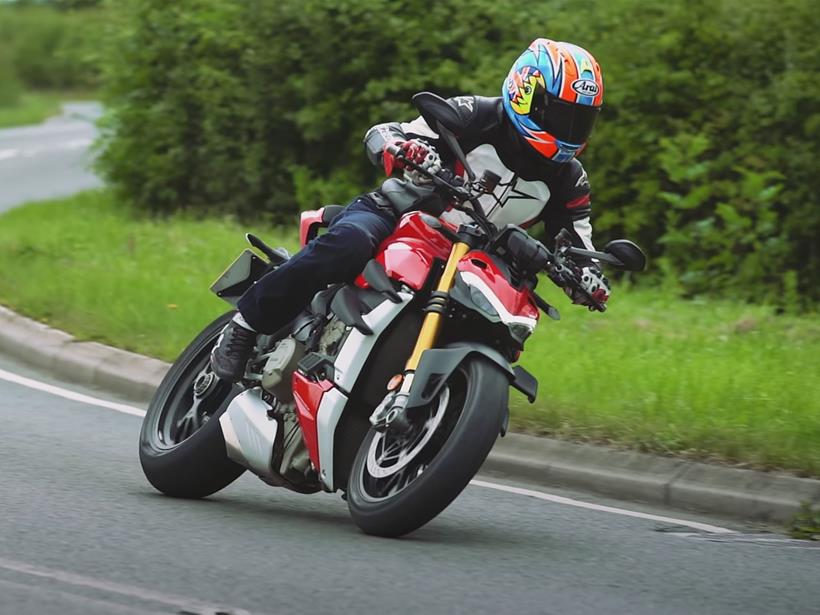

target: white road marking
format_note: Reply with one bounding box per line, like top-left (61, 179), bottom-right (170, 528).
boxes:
top-left (62, 137), bottom-right (93, 149)
top-left (471, 479), bottom-right (737, 534)
top-left (0, 556), bottom-right (253, 615)
top-left (0, 139), bottom-right (95, 162)
top-left (0, 577), bottom-right (164, 615)
top-left (0, 366), bottom-right (738, 534)
top-left (0, 367), bottom-right (146, 417)
top-left (0, 122), bottom-right (94, 139)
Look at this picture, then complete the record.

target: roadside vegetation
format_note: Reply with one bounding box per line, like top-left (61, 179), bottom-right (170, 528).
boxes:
top-left (1, 191), bottom-right (818, 477)
top-left (789, 504), bottom-right (820, 541)
top-left (97, 0), bottom-right (820, 308)
top-left (0, 2), bottom-right (103, 126)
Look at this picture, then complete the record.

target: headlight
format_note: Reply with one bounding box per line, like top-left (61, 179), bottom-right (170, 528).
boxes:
top-left (469, 285), bottom-right (498, 318)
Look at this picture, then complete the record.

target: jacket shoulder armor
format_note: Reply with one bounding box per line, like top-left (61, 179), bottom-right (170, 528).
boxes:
top-left (447, 95), bottom-right (501, 134)
top-left (566, 159), bottom-right (590, 192)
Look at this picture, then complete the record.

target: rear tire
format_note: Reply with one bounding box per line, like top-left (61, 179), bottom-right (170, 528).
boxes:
top-left (139, 311), bottom-right (246, 498)
top-left (347, 357), bottom-right (508, 537)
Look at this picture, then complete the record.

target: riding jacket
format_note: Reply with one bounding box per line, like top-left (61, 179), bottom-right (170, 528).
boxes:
top-left (363, 95), bottom-right (596, 252)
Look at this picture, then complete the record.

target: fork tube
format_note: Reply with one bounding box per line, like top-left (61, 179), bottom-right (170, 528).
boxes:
top-left (404, 241), bottom-right (471, 371)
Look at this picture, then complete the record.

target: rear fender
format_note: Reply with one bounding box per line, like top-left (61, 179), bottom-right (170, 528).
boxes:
top-left (405, 342), bottom-right (538, 411)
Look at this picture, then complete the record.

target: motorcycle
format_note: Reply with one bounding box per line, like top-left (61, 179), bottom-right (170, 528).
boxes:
top-left (138, 92), bottom-right (646, 537)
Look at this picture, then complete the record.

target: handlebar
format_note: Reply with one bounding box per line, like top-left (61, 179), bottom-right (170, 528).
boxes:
top-left (387, 145), bottom-right (493, 231)
top-left (388, 148), bottom-right (608, 312)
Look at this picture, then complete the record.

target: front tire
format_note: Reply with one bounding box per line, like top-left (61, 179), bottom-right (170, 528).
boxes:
top-left (347, 357), bottom-right (508, 537)
top-left (139, 311), bottom-right (246, 498)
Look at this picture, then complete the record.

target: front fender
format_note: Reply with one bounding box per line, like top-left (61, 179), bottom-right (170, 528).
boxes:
top-left (406, 342), bottom-right (537, 410)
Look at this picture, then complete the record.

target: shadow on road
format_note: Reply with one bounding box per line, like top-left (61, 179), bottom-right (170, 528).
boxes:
top-left (129, 488), bottom-right (541, 548)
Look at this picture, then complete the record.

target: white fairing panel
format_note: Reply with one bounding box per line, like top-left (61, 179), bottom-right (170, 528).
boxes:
top-left (316, 387), bottom-right (348, 492)
top-left (316, 291), bottom-right (412, 492)
top-left (332, 292), bottom-right (413, 392)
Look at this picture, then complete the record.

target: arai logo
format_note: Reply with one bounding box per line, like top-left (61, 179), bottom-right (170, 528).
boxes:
top-left (571, 79), bottom-right (600, 97)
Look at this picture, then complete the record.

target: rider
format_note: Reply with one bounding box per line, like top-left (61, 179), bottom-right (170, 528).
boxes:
top-left (211, 38), bottom-right (611, 382)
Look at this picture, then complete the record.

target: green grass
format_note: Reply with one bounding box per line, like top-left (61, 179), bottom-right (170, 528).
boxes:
top-left (1, 190), bottom-right (818, 476)
top-left (0, 191), bottom-right (299, 359)
top-left (0, 90), bottom-right (94, 128)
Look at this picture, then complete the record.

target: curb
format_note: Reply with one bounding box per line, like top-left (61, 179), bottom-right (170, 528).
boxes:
top-left (0, 305), bottom-right (168, 402)
top-left (485, 435), bottom-right (820, 523)
top-left (2, 305), bottom-right (818, 524)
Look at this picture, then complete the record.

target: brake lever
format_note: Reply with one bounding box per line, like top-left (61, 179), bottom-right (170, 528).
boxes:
top-left (548, 256), bottom-right (607, 313)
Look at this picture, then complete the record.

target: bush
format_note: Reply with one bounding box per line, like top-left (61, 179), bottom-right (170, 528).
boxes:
top-left (96, 0), bottom-right (531, 223)
top-left (0, 53), bottom-right (23, 108)
top-left (96, 0), bottom-right (820, 302)
top-left (0, 5), bottom-right (105, 91)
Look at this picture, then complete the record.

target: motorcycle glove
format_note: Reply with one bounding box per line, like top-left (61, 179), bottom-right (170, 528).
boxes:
top-left (565, 265), bottom-right (611, 309)
top-left (383, 139), bottom-right (439, 179)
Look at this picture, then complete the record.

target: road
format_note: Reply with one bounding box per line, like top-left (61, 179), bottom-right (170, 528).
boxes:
top-left (1, 103), bottom-right (818, 615)
top-left (1, 353), bottom-right (818, 615)
top-left (0, 102), bottom-right (102, 213)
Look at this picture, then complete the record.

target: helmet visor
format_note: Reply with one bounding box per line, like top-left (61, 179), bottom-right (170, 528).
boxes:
top-left (530, 90), bottom-right (600, 145)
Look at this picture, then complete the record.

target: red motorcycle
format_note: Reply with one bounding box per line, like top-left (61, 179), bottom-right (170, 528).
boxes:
top-left (139, 93), bottom-right (646, 537)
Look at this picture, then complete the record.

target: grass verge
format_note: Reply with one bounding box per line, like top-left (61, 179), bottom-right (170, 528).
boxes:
top-left (0, 90), bottom-right (94, 128)
top-left (788, 504), bottom-right (820, 540)
top-left (1, 190), bottom-right (818, 476)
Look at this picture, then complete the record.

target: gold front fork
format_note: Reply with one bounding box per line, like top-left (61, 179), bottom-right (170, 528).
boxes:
top-left (404, 241), bottom-right (471, 371)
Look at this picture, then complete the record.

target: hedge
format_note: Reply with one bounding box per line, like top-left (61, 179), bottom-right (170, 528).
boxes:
top-left (96, 0), bottom-right (820, 305)
top-left (0, 4), bottom-right (106, 95)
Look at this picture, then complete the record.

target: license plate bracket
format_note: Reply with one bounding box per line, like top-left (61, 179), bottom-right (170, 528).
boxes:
top-left (210, 249), bottom-right (269, 306)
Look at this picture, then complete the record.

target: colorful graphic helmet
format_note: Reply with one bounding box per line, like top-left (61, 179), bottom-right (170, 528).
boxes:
top-left (502, 38), bottom-right (604, 163)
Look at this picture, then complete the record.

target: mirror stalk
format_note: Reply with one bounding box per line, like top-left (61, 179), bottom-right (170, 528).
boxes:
top-left (435, 121), bottom-right (475, 182)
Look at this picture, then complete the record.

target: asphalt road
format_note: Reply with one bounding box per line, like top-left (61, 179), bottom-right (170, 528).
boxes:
top-left (1, 102), bottom-right (818, 615)
top-left (1, 352), bottom-right (818, 615)
top-left (0, 102), bottom-right (102, 213)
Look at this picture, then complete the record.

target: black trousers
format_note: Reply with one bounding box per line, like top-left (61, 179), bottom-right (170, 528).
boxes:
top-left (237, 195), bottom-right (397, 334)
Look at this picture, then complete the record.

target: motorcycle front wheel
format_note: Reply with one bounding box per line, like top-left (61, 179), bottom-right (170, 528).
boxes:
top-left (347, 357), bottom-right (508, 537)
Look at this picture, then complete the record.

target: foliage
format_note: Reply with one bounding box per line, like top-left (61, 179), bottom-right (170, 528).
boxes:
top-left (96, 0), bottom-right (820, 303)
top-left (583, 0), bottom-right (820, 307)
top-left (0, 4), bottom-right (105, 91)
top-left (1, 192), bottom-right (819, 475)
top-left (0, 52), bottom-right (23, 108)
top-left (788, 503), bottom-right (820, 540)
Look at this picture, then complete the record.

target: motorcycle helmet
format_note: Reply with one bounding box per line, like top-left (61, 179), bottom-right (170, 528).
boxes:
top-left (502, 38), bottom-right (604, 163)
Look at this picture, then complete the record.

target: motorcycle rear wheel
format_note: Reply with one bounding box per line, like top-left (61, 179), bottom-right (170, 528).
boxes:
top-left (139, 311), bottom-right (246, 498)
top-left (347, 357), bottom-right (508, 537)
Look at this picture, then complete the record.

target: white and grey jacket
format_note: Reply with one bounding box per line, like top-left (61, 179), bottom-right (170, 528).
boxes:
top-left (364, 95), bottom-right (596, 253)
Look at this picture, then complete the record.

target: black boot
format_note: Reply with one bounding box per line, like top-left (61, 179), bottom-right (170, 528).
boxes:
top-left (210, 319), bottom-right (257, 382)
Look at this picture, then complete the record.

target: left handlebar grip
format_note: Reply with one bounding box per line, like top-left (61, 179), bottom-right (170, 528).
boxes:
top-left (384, 142), bottom-right (402, 157)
